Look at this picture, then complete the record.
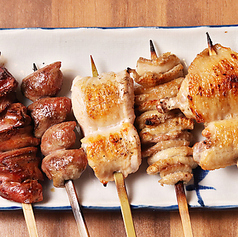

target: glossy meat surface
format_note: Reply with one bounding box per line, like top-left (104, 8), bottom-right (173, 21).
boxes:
top-left (28, 97), bottom-right (72, 138)
top-left (41, 148), bottom-right (87, 187)
top-left (0, 125), bottom-right (40, 152)
top-left (0, 103), bottom-right (31, 133)
top-left (41, 121), bottom-right (76, 156)
top-left (21, 61), bottom-right (63, 102)
top-left (0, 67), bottom-right (18, 97)
top-left (0, 147), bottom-right (43, 203)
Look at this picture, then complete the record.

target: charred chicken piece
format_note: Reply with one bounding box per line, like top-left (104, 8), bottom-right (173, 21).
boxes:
top-left (0, 92), bottom-right (16, 114)
top-left (0, 146), bottom-right (43, 203)
top-left (0, 125), bottom-right (40, 152)
top-left (28, 97), bottom-right (72, 138)
top-left (21, 61), bottom-right (63, 102)
top-left (0, 103), bottom-right (31, 133)
top-left (42, 148), bottom-right (87, 188)
top-left (0, 67), bottom-right (18, 97)
top-left (72, 70), bottom-right (141, 185)
top-left (129, 52), bottom-right (184, 88)
top-left (159, 43), bottom-right (238, 124)
top-left (133, 43), bottom-right (196, 185)
top-left (41, 121), bottom-right (77, 156)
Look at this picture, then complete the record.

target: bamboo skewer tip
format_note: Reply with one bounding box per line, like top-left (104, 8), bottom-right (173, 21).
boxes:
top-left (206, 32), bottom-right (217, 56)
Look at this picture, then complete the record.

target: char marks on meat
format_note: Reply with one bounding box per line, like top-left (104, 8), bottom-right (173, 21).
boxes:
top-left (133, 45), bottom-right (197, 185)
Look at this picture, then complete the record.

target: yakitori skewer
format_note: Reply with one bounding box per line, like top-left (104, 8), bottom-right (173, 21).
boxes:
top-left (0, 62), bottom-right (42, 237)
top-left (90, 55), bottom-right (137, 237)
top-left (22, 203), bottom-right (39, 237)
top-left (22, 62), bottom-right (89, 237)
top-left (132, 40), bottom-right (194, 237)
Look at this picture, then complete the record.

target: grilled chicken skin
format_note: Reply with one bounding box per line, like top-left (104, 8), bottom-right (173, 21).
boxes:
top-left (133, 46), bottom-right (196, 185)
top-left (159, 44), bottom-right (238, 124)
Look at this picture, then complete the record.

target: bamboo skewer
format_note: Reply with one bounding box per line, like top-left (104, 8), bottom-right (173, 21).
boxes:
top-left (22, 203), bottom-right (39, 237)
top-left (90, 55), bottom-right (136, 237)
top-left (175, 182), bottom-right (193, 237)
top-left (150, 40), bottom-right (193, 237)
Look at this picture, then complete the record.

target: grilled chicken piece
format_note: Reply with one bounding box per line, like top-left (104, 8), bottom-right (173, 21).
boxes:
top-left (28, 97), bottom-right (72, 138)
top-left (0, 92), bottom-right (16, 114)
top-left (193, 118), bottom-right (238, 170)
top-left (129, 52), bottom-right (184, 87)
top-left (21, 61), bottom-right (63, 102)
top-left (0, 147), bottom-right (43, 203)
top-left (72, 70), bottom-right (141, 185)
top-left (134, 77), bottom-right (184, 114)
top-left (81, 123), bottom-right (141, 184)
top-left (139, 116), bottom-right (194, 144)
top-left (41, 121), bottom-right (77, 156)
top-left (42, 148), bottom-right (87, 187)
top-left (0, 67), bottom-right (18, 97)
top-left (0, 103), bottom-right (31, 133)
top-left (71, 70), bottom-right (135, 136)
top-left (160, 44), bottom-right (238, 124)
top-left (133, 44), bottom-right (196, 185)
top-left (0, 125), bottom-right (40, 152)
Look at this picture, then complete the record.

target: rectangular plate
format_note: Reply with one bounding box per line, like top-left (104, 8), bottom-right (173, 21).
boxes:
top-left (0, 26), bottom-right (238, 210)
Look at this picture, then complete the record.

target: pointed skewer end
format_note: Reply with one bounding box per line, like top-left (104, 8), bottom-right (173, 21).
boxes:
top-left (206, 32), bottom-right (217, 56)
top-left (150, 40), bottom-right (158, 60)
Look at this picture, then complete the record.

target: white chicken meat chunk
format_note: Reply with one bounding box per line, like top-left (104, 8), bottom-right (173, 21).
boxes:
top-left (71, 70), bottom-right (141, 185)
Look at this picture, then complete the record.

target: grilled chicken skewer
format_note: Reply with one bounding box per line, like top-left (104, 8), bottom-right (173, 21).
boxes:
top-left (22, 62), bottom-right (89, 236)
top-left (71, 56), bottom-right (141, 237)
top-left (0, 64), bottom-right (43, 237)
top-left (132, 40), bottom-right (195, 237)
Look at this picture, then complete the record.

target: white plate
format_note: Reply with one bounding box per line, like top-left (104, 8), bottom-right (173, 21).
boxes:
top-left (0, 26), bottom-right (238, 210)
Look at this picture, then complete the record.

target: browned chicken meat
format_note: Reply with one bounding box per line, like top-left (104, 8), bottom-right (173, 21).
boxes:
top-left (159, 43), bottom-right (238, 124)
top-left (0, 66), bottom-right (18, 97)
top-left (41, 121), bottom-right (87, 187)
top-left (130, 52), bottom-right (184, 88)
top-left (133, 42), bottom-right (197, 185)
top-left (0, 125), bottom-right (40, 152)
top-left (42, 148), bottom-right (87, 187)
top-left (0, 147), bottom-right (43, 203)
top-left (28, 96), bottom-right (72, 138)
top-left (159, 36), bottom-right (238, 171)
top-left (0, 103), bottom-right (31, 133)
top-left (21, 61), bottom-right (63, 102)
top-left (0, 65), bottom-right (43, 204)
top-left (41, 121), bottom-right (77, 156)
top-left (71, 70), bottom-right (141, 185)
